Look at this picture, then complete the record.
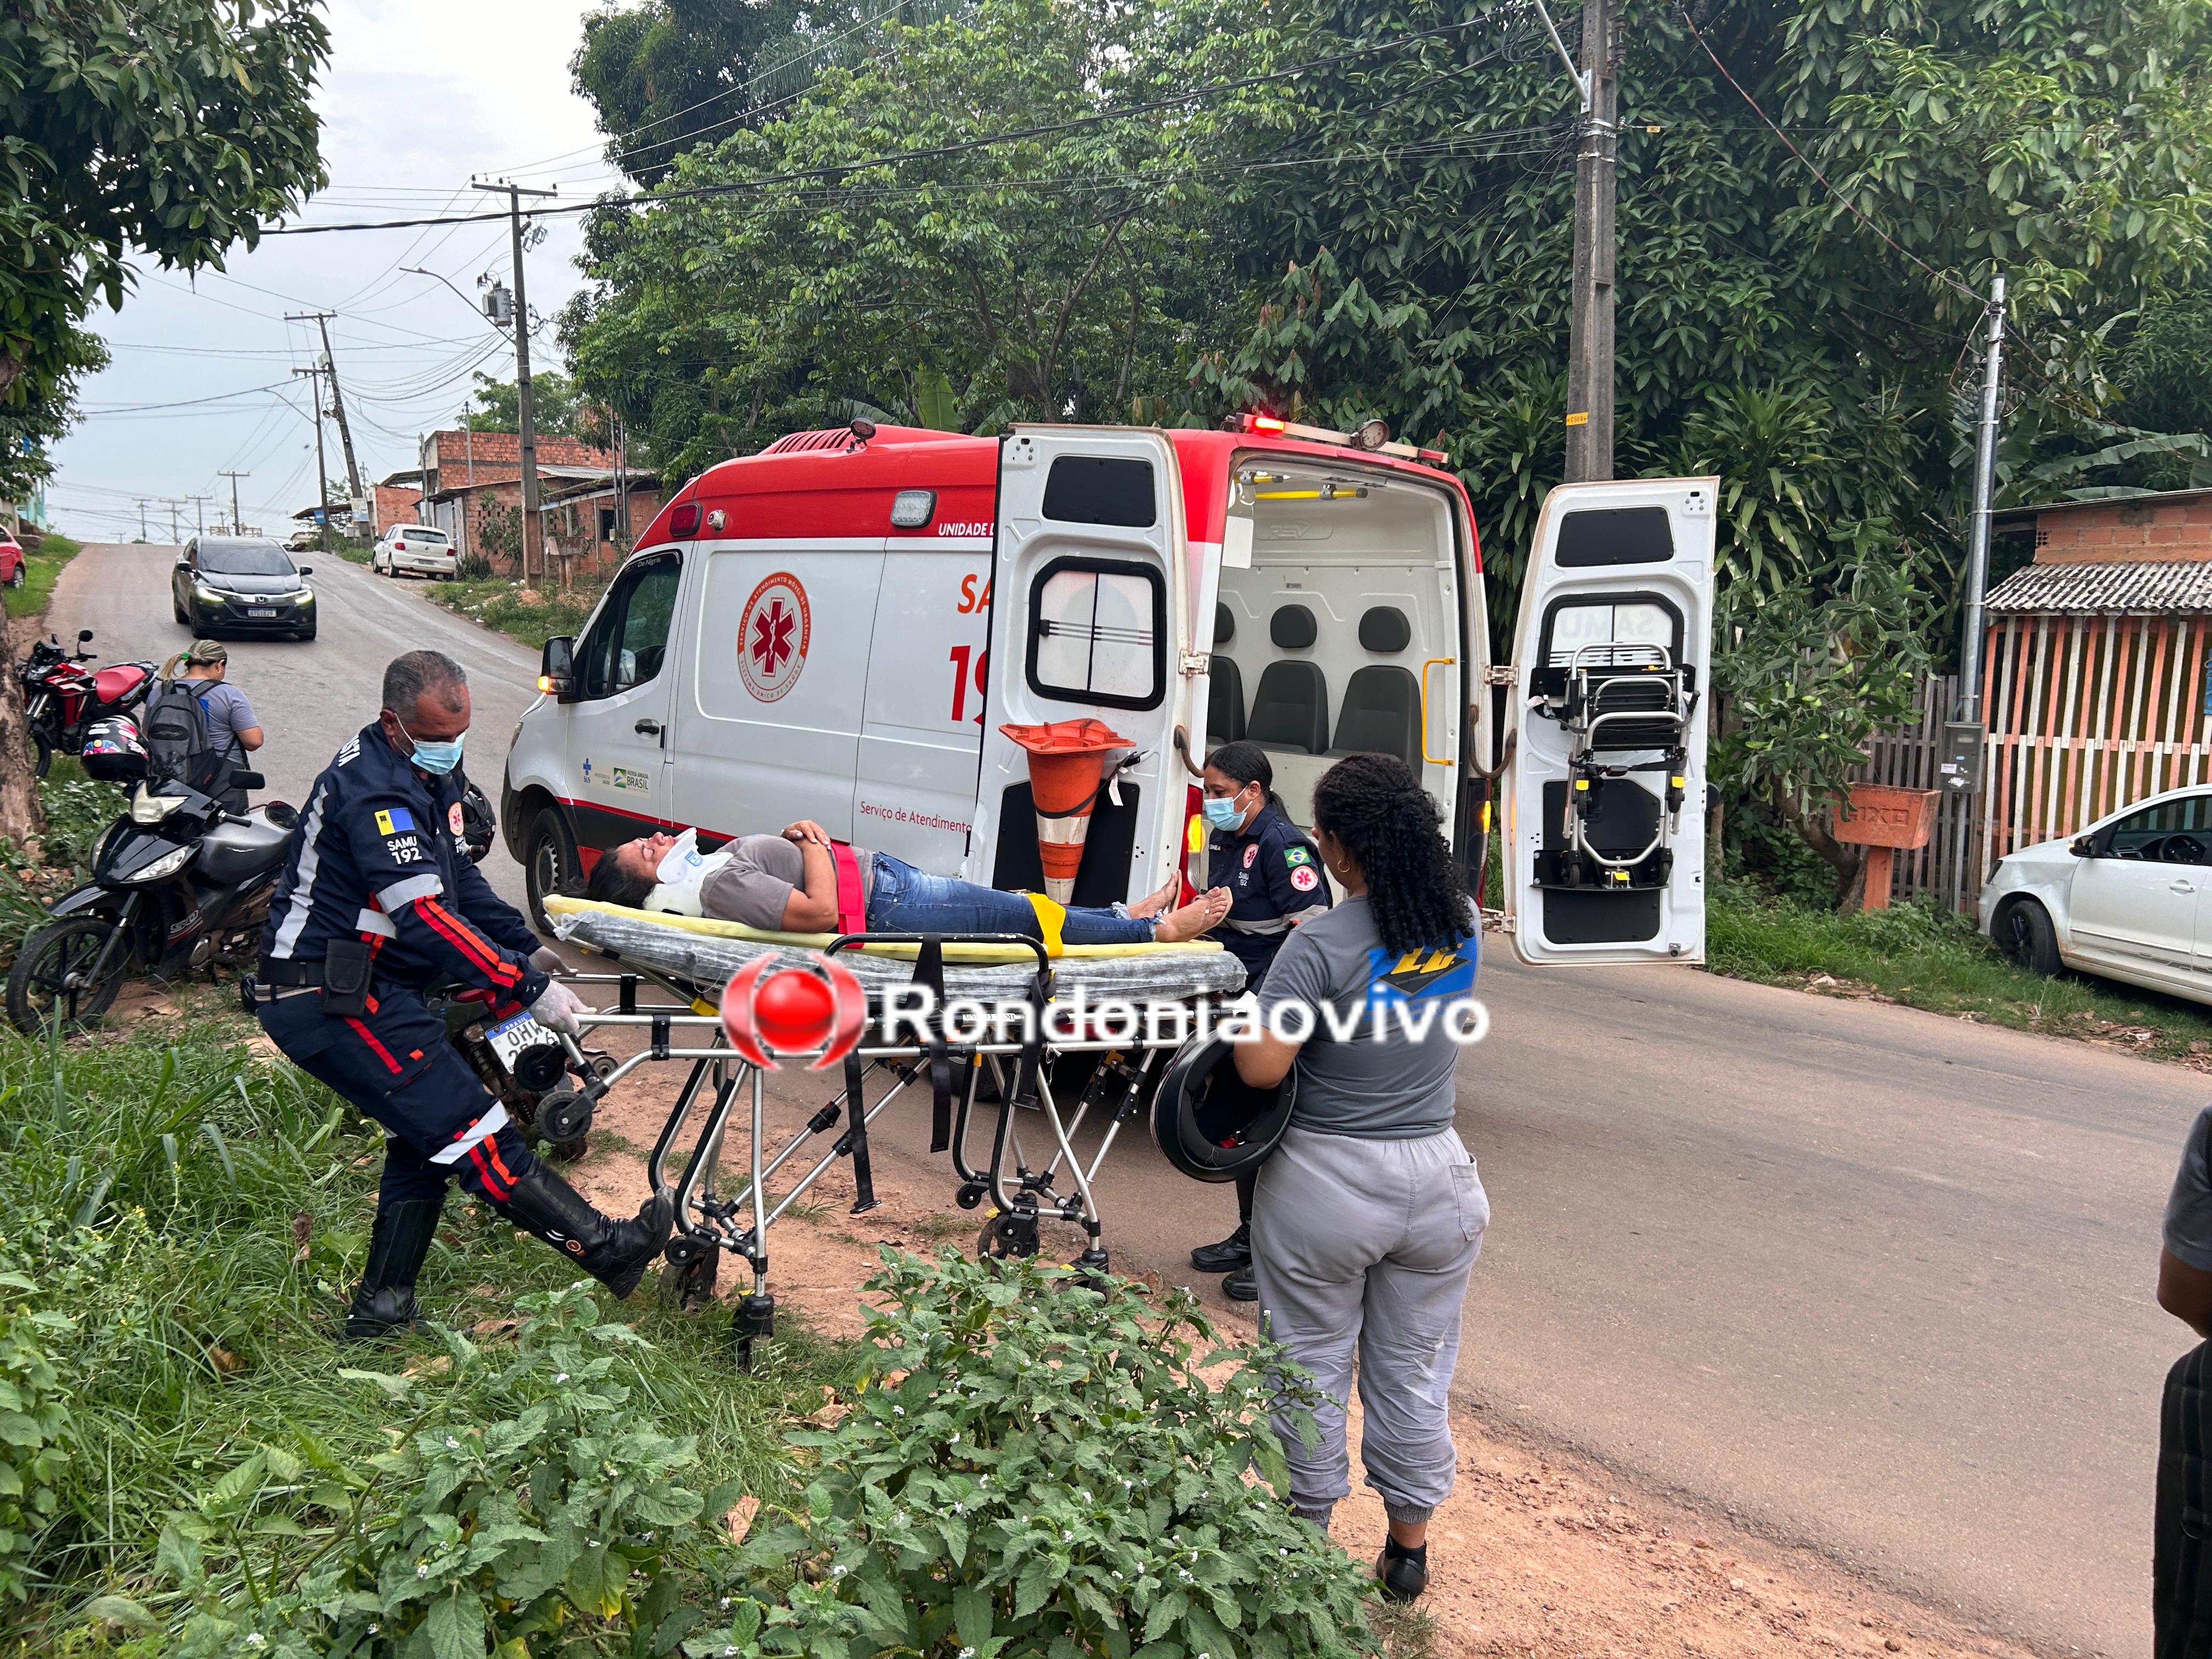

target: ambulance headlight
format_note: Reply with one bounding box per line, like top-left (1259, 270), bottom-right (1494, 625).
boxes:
top-left (890, 489), bottom-right (935, 529)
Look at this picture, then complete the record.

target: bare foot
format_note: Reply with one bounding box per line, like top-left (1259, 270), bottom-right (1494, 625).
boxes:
top-left (1153, 887), bottom-right (1232, 942)
top-left (1127, 876), bottom-right (1182, 919)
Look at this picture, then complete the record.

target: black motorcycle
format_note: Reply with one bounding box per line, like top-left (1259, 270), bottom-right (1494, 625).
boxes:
top-left (5, 770), bottom-right (294, 1034)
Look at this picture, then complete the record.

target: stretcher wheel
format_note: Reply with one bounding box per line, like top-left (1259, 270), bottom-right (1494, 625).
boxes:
top-left (955, 1180), bottom-right (988, 1210)
top-left (661, 1246), bottom-right (719, 1312)
top-left (540, 1088), bottom-right (595, 1143)
top-left (978, 1211), bottom-right (1040, 1261)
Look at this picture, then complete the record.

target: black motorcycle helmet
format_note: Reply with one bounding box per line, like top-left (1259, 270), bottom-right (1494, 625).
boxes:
top-left (458, 776), bottom-right (495, 865)
top-left (1149, 1026), bottom-right (1295, 1183)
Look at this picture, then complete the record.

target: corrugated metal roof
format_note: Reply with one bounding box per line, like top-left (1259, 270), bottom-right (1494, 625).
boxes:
top-left (1984, 560), bottom-right (2212, 614)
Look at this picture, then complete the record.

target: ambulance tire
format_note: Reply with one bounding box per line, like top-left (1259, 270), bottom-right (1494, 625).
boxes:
top-left (524, 808), bottom-right (578, 934)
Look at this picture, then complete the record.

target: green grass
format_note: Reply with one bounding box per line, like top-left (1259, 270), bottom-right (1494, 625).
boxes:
top-left (0, 764), bottom-right (128, 954)
top-left (0, 1006), bottom-right (851, 1649)
top-left (1707, 881), bottom-right (2212, 1064)
top-left (424, 574), bottom-right (607, 650)
top-left (4, 533), bottom-right (84, 620)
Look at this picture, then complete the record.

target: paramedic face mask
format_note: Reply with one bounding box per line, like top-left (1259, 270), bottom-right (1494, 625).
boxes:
top-left (381, 686), bottom-right (472, 776)
top-left (1201, 777), bottom-right (1259, 834)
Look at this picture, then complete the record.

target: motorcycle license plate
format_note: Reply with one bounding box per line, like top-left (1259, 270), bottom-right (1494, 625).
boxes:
top-left (247, 607), bottom-right (276, 617)
top-left (487, 1012), bottom-right (557, 1069)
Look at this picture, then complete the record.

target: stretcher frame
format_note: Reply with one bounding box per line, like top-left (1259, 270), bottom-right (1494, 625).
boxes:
top-left (548, 930), bottom-right (1230, 1367)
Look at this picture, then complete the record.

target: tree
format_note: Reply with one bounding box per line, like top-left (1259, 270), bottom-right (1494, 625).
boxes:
top-left (561, 0), bottom-right (1279, 478)
top-left (467, 370), bottom-right (584, 440)
top-left (573, 0), bottom-right (807, 188)
top-left (0, 0), bottom-right (329, 844)
top-left (2114, 289), bottom-right (2212, 441)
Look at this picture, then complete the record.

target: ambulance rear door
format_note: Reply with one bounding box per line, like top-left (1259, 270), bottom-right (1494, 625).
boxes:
top-left (1504, 478), bottom-right (1717, 964)
top-left (966, 427), bottom-right (1190, 904)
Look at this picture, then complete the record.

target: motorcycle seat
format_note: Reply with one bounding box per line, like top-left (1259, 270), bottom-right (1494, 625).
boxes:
top-left (94, 664), bottom-right (148, 703)
top-left (199, 812), bottom-right (292, 884)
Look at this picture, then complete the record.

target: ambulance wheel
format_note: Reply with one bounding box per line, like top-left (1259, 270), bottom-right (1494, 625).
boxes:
top-left (524, 808), bottom-right (578, 933)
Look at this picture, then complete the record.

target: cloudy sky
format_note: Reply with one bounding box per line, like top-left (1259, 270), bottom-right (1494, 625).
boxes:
top-left (46, 0), bottom-right (631, 544)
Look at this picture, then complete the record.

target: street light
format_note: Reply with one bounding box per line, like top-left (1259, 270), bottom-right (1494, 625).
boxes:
top-left (403, 267), bottom-right (509, 332)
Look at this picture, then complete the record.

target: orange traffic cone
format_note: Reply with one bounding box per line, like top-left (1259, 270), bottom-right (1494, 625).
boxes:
top-left (1000, 719), bottom-right (1131, 903)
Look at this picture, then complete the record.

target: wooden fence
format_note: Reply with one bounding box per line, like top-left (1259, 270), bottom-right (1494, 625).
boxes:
top-left (1848, 674), bottom-right (1979, 911)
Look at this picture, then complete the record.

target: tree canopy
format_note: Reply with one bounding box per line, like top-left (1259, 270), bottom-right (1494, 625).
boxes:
top-left (468, 370), bottom-right (586, 440)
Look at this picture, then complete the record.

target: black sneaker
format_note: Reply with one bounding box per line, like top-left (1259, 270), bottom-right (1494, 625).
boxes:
top-left (1375, 1539), bottom-right (1429, 1602)
top-left (1190, 1221), bottom-right (1251, 1273)
top-left (1222, 1262), bottom-right (1257, 1301)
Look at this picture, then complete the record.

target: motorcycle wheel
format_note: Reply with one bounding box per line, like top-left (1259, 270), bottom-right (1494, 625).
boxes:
top-left (30, 727), bottom-right (51, 778)
top-left (7, 915), bottom-right (130, 1035)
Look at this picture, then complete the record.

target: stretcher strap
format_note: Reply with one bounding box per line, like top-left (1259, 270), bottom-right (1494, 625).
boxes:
top-left (915, 935), bottom-right (953, 1153)
top-left (1023, 891), bottom-right (1068, 957)
top-left (831, 842), bottom-right (867, 936)
top-left (841, 1048), bottom-right (879, 1214)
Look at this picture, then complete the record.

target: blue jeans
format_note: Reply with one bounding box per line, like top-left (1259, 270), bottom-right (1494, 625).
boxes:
top-left (865, 854), bottom-right (1157, 945)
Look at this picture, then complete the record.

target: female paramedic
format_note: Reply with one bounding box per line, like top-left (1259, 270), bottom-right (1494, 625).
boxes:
top-left (1233, 751), bottom-right (1486, 1604)
top-left (1188, 740), bottom-right (1330, 1301)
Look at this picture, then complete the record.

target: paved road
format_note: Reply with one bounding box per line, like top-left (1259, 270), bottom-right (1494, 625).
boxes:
top-left (55, 541), bottom-right (2200, 1651)
top-left (48, 543), bottom-right (544, 911)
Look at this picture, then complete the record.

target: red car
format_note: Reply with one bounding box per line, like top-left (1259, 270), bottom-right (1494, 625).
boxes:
top-left (0, 539), bottom-right (22, 590)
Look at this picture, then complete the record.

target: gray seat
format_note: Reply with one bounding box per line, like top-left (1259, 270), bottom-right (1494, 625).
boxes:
top-left (1328, 665), bottom-right (1421, 768)
top-left (1249, 661), bottom-right (1330, 755)
top-left (1209, 657), bottom-right (1246, 744)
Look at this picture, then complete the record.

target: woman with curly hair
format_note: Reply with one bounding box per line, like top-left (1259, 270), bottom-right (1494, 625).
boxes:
top-left (1233, 751), bottom-right (1487, 1604)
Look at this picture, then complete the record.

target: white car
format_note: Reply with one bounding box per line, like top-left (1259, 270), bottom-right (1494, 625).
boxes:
top-left (1979, 783), bottom-right (2212, 1001)
top-left (371, 523), bottom-right (458, 579)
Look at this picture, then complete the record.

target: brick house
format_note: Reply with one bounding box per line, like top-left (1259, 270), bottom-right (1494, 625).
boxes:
top-left (373, 475), bottom-right (423, 535)
top-left (416, 429), bottom-right (624, 575)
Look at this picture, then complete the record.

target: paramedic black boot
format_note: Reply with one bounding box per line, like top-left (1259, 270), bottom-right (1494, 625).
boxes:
top-left (1376, 1537), bottom-right (1429, 1604)
top-left (1190, 1222), bottom-right (1251, 1273)
top-left (341, 1196), bottom-right (444, 1342)
top-left (1222, 1262), bottom-right (1259, 1302)
top-left (495, 1164), bottom-right (674, 1300)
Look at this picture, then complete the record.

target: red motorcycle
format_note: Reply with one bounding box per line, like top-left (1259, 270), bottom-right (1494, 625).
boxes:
top-left (19, 630), bottom-right (157, 777)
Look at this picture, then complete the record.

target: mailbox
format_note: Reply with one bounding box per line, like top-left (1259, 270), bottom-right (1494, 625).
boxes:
top-left (1831, 783), bottom-right (1940, 912)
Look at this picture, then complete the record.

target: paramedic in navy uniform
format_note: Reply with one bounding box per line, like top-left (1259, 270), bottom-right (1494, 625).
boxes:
top-left (1189, 740), bottom-right (1329, 1301)
top-left (1234, 751), bottom-right (1485, 1604)
top-left (253, 651), bottom-right (671, 1341)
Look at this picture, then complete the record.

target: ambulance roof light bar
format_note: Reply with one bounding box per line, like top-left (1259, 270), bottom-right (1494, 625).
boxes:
top-left (1232, 411), bottom-right (1449, 468)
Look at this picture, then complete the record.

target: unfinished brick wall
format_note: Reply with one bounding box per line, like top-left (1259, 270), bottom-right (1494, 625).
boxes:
top-left (2033, 493), bottom-right (2212, 563)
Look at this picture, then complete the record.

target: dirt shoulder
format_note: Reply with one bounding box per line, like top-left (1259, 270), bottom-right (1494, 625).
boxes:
top-left (565, 1056), bottom-right (2038, 1659)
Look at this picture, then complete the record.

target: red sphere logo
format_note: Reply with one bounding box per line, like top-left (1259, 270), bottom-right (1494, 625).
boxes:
top-left (719, 954), bottom-right (866, 1072)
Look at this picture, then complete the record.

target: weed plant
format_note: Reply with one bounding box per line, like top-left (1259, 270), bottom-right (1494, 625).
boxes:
top-left (4, 533), bottom-right (84, 622)
top-left (1707, 879), bottom-right (2212, 1059)
top-left (423, 576), bottom-right (607, 650)
top-left (0, 765), bottom-right (127, 953)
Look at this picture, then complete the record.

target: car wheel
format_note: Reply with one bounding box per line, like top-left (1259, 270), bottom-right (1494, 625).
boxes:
top-left (1996, 898), bottom-right (2063, 977)
top-left (524, 806), bottom-right (579, 934)
top-left (5, 562), bottom-right (23, 589)
top-left (173, 596), bottom-right (188, 624)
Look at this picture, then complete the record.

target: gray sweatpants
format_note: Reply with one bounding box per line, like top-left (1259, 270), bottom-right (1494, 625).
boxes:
top-left (1250, 1125), bottom-right (1488, 1524)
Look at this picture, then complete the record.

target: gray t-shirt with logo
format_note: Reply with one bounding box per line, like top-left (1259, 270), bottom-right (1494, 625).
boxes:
top-left (2165, 1105), bottom-right (2212, 1269)
top-left (1255, 894), bottom-right (1477, 1139)
top-left (701, 834), bottom-right (874, 932)
top-left (183, 677), bottom-right (258, 763)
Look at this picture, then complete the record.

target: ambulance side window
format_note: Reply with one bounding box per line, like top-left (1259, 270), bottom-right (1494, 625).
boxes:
top-left (1026, 555), bottom-right (1165, 710)
top-left (578, 552), bottom-right (681, 698)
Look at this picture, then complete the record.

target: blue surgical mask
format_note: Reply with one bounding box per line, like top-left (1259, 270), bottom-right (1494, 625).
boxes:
top-left (395, 715), bottom-right (466, 775)
top-left (1203, 794), bottom-right (1248, 833)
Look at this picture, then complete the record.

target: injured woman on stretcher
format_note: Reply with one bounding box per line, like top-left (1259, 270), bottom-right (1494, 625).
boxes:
top-left (583, 824), bottom-right (1232, 945)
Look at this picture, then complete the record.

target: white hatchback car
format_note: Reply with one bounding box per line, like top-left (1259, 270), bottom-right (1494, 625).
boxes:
top-left (1979, 783), bottom-right (2212, 1001)
top-left (371, 523), bottom-right (458, 579)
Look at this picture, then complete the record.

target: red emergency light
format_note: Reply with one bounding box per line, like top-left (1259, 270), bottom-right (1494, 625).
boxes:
top-left (1234, 410), bottom-right (1450, 469)
top-left (1248, 414), bottom-right (1287, 436)
top-left (668, 501), bottom-right (701, 537)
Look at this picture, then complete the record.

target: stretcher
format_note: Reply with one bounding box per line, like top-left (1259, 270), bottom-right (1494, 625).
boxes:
top-left (536, 897), bottom-right (1248, 1366)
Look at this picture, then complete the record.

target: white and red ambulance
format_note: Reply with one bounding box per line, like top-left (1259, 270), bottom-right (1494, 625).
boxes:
top-left (499, 416), bottom-right (1716, 965)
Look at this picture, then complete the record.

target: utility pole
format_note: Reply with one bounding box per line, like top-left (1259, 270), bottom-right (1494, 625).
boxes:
top-left (220, 471), bottom-right (249, 535)
top-left (188, 495), bottom-right (208, 537)
top-left (294, 364), bottom-right (332, 557)
top-left (138, 500), bottom-right (149, 541)
top-left (474, 179), bottom-right (557, 583)
top-left (167, 500), bottom-right (180, 543)
top-left (287, 312), bottom-right (364, 534)
top-left (1956, 273), bottom-right (2008, 727)
top-left (1558, 0), bottom-right (1617, 482)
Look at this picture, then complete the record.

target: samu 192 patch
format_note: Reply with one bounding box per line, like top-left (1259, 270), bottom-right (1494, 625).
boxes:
top-left (374, 807), bottom-right (415, 837)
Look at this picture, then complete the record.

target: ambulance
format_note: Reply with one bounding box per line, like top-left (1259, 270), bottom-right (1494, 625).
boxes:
top-left (500, 416), bottom-right (1716, 965)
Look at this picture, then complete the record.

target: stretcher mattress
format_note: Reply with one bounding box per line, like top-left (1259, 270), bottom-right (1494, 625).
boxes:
top-left (545, 896), bottom-right (1248, 1003)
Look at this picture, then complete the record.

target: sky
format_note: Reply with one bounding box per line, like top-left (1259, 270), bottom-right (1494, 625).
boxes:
top-left (44, 0), bottom-right (635, 545)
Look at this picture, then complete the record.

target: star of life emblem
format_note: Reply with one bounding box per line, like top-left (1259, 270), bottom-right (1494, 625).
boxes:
top-left (738, 571), bottom-right (811, 702)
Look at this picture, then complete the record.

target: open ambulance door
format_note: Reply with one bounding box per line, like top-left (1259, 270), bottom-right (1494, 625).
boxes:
top-left (1502, 478), bottom-right (1717, 965)
top-left (964, 426), bottom-right (1190, 905)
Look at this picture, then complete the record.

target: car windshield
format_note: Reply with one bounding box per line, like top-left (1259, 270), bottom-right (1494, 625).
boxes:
top-left (199, 541), bottom-right (295, 576)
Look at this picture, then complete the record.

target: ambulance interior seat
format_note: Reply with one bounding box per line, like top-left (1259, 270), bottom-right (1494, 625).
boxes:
top-left (1246, 604), bottom-right (1330, 756)
top-left (1208, 602), bottom-right (1246, 744)
top-left (1325, 607), bottom-right (1420, 767)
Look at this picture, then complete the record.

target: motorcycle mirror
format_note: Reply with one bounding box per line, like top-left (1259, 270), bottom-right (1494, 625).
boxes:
top-left (76, 630), bottom-right (92, 644)
top-left (231, 770), bottom-right (266, 791)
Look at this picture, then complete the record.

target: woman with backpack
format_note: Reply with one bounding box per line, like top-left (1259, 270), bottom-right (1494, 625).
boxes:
top-left (148, 640), bottom-right (263, 810)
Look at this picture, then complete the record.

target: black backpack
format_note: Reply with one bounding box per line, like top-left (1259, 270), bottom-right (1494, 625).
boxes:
top-left (142, 680), bottom-right (232, 794)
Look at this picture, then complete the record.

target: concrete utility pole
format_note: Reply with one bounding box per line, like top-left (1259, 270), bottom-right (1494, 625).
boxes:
top-left (1956, 273), bottom-right (2008, 727)
top-left (1559, 0), bottom-right (1617, 482)
top-left (473, 179), bottom-right (557, 583)
top-left (167, 501), bottom-right (180, 543)
top-left (220, 471), bottom-right (249, 535)
top-left (288, 312), bottom-right (364, 531)
top-left (294, 364), bottom-right (332, 556)
top-left (188, 495), bottom-right (208, 537)
top-left (138, 500), bottom-right (149, 541)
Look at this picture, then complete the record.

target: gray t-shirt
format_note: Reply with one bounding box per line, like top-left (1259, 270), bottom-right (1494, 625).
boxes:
top-left (700, 835), bottom-right (874, 932)
top-left (2165, 1105), bottom-right (2212, 1269)
top-left (183, 677), bottom-right (257, 763)
top-left (1255, 894), bottom-right (1477, 1139)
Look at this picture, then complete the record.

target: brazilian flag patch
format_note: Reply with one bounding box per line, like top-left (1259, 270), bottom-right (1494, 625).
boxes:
top-left (1284, 845), bottom-right (1312, 867)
